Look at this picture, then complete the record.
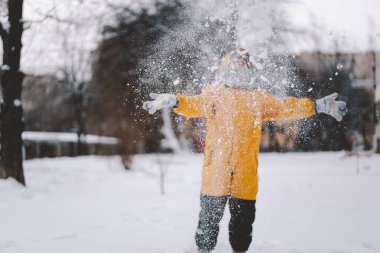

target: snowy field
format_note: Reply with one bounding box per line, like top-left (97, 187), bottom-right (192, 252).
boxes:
top-left (0, 152), bottom-right (379, 253)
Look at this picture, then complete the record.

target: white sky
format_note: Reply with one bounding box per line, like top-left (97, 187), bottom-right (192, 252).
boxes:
top-left (285, 0), bottom-right (380, 53)
top-left (1, 0), bottom-right (380, 76)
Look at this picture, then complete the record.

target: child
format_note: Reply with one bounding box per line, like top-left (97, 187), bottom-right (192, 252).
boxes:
top-left (143, 48), bottom-right (347, 253)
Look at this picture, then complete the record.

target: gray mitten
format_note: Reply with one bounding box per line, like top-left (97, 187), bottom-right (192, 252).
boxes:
top-left (315, 93), bottom-right (347, 121)
top-left (142, 93), bottom-right (178, 114)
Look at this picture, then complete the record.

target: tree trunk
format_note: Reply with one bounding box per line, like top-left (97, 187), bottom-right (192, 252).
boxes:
top-left (161, 107), bottom-right (181, 153)
top-left (74, 83), bottom-right (87, 156)
top-left (0, 0), bottom-right (25, 185)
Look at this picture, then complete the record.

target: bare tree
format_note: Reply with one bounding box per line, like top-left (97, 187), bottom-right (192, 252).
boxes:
top-left (0, 0), bottom-right (25, 185)
top-left (161, 107), bottom-right (182, 153)
top-left (58, 26), bottom-right (91, 156)
top-left (155, 153), bottom-right (174, 195)
top-left (25, 0), bottom-right (103, 155)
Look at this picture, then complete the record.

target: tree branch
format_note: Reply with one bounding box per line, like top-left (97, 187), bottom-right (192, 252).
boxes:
top-left (24, 1), bottom-right (77, 25)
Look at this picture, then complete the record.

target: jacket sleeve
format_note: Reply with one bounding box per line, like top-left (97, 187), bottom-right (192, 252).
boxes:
top-left (259, 89), bottom-right (316, 122)
top-left (173, 92), bottom-right (206, 118)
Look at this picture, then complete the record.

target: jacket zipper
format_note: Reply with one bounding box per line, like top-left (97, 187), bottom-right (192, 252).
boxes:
top-left (228, 94), bottom-right (237, 197)
top-left (228, 142), bottom-right (235, 197)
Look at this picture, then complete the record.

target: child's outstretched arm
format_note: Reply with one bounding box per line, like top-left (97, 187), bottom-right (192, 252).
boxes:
top-left (143, 92), bottom-right (206, 118)
top-left (259, 89), bottom-right (347, 122)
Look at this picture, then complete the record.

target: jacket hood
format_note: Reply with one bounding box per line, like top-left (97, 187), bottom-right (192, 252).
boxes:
top-left (216, 48), bottom-right (261, 90)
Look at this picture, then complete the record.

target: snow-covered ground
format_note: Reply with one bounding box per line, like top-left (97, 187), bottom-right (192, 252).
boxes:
top-left (0, 152), bottom-right (379, 253)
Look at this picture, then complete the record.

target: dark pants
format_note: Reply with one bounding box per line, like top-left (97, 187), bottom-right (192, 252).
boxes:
top-left (195, 195), bottom-right (256, 252)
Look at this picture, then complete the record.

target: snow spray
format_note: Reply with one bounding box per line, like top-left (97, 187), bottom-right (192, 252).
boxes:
top-left (138, 0), bottom-right (313, 145)
top-left (139, 0), bottom-right (303, 97)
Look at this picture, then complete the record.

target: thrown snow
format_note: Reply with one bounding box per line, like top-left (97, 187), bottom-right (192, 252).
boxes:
top-left (0, 152), bottom-right (380, 253)
top-left (13, 99), bottom-right (22, 107)
top-left (1, 21), bottom-right (10, 33)
top-left (173, 78), bottom-right (181, 85)
top-left (1, 64), bottom-right (10, 71)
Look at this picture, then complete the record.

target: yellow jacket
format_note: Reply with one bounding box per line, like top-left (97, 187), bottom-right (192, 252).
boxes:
top-left (174, 85), bottom-right (316, 200)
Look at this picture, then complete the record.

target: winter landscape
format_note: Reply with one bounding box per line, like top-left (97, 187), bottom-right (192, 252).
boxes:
top-left (1, 153), bottom-right (380, 253)
top-left (1, 0), bottom-right (380, 253)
